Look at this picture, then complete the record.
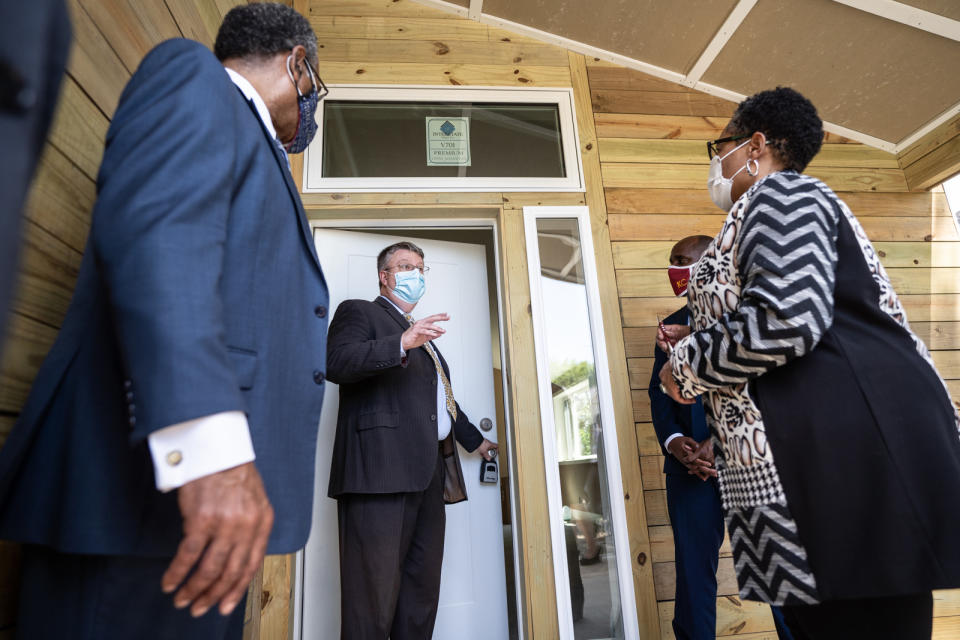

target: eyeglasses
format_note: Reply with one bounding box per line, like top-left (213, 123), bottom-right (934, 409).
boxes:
top-left (296, 58), bottom-right (329, 102)
top-left (385, 263), bottom-right (430, 274)
top-left (706, 134), bottom-right (749, 160)
top-left (306, 60), bottom-right (329, 102)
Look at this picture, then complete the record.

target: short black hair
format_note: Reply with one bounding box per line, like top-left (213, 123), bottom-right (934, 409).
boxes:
top-left (728, 87), bottom-right (824, 172)
top-left (377, 242), bottom-right (424, 287)
top-left (214, 3), bottom-right (317, 67)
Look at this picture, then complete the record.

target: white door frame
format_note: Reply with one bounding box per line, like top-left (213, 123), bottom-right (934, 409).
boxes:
top-left (523, 206), bottom-right (640, 639)
top-left (293, 216), bottom-right (525, 640)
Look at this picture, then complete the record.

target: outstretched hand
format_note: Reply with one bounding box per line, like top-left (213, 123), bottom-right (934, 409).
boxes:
top-left (162, 462), bottom-right (273, 618)
top-left (402, 313), bottom-right (449, 351)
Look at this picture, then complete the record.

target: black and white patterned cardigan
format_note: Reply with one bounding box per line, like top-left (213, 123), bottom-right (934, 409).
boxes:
top-left (668, 170), bottom-right (960, 606)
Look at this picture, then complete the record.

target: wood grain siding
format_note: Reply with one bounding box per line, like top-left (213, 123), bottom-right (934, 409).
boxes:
top-left (588, 55), bottom-right (960, 637)
top-left (899, 112), bottom-right (960, 192)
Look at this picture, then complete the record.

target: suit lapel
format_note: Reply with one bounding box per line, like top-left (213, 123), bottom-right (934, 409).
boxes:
top-left (237, 94), bottom-right (324, 282)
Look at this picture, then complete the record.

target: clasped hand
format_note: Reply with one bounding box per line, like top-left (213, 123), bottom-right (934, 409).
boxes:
top-left (667, 436), bottom-right (717, 481)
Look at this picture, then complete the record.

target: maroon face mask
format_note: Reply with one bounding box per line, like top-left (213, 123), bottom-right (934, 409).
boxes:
top-left (668, 265), bottom-right (693, 297)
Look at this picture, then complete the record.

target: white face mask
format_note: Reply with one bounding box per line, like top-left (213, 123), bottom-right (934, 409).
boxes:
top-left (707, 139), bottom-right (750, 211)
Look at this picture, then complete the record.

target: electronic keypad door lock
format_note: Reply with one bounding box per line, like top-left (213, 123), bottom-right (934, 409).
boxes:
top-left (480, 448), bottom-right (498, 484)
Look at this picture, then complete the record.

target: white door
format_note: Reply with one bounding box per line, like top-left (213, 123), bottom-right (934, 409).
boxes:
top-left (301, 228), bottom-right (510, 640)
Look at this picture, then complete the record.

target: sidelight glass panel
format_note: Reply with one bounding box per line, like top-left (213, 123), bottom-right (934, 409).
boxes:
top-left (535, 217), bottom-right (625, 640)
top-left (321, 101), bottom-right (565, 178)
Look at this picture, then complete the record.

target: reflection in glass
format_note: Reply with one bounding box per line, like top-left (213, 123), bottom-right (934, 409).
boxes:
top-left (536, 218), bottom-right (623, 640)
top-left (322, 102), bottom-right (565, 178)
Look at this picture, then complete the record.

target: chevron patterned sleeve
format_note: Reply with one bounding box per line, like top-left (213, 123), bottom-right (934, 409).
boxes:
top-left (671, 177), bottom-right (840, 395)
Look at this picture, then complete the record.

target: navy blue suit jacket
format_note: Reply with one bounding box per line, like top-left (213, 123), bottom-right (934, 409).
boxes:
top-left (0, 40), bottom-right (328, 556)
top-left (647, 306), bottom-right (707, 475)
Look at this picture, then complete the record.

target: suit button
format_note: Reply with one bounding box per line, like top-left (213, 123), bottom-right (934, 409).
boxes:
top-left (125, 391), bottom-right (134, 402)
top-left (431, 379), bottom-right (436, 386)
top-left (313, 370), bottom-right (325, 384)
top-left (124, 379), bottom-right (132, 390)
top-left (128, 404), bottom-right (136, 414)
top-left (128, 416), bottom-right (136, 427)
top-left (430, 414), bottom-right (437, 421)
top-left (315, 305), bottom-right (327, 318)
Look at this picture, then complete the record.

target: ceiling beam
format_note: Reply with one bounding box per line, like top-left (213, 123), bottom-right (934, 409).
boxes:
top-left (832, 0), bottom-right (960, 41)
top-left (683, 0), bottom-right (757, 86)
top-left (468, 0), bottom-right (483, 21)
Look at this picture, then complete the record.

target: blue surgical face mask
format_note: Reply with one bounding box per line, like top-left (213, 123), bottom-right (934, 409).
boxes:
top-left (284, 54), bottom-right (319, 154)
top-left (392, 269), bottom-right (426, 304)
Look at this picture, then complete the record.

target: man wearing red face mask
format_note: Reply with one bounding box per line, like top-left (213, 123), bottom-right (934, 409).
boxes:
top-left (653, 235), bottom-right (794, 640)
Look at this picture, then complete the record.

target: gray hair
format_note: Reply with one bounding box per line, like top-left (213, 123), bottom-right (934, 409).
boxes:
top-left (214, 3), bottom-right (318, 67)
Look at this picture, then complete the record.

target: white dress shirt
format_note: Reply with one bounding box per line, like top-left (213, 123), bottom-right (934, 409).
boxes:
top-left (380, 296), bottom-right (452, 440)
top-left (146, 67), bottom-right (283, 492)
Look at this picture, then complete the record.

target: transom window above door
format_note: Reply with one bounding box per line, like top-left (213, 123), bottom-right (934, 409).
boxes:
top-left (302, 86), bottom-right (585, 192)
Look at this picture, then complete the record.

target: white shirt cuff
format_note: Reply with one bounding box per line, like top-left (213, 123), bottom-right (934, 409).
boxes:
top-left (147, 411), bottom-right (255, 492)
top-left (663, 432), bottom-right (684, 452)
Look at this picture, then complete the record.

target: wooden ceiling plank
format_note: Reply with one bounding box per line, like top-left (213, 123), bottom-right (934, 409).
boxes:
top-left (684, 0), bottom-right (757, 84)
top-left (899, 110), bottom-right (960, 167)
top-left (407, 0), bottom-right (470, 18)
top-left (832, 0), bottom-right (960, 42)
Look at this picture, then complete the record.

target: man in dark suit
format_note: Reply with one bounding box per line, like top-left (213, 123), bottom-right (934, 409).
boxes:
top-left (327, 241), bottom-right (497, 640)
top-left (0, 0), bottom-right (71, 350)
top-left (0, 5), bottom-right (327, 639)
top-left (652, 236), bottom-right (793, 640)
top-left (649, 235), bottom-right (724, 640)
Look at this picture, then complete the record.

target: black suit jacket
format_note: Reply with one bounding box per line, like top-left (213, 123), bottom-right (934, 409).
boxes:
top-left (326, 297), bottom-right (484, 499)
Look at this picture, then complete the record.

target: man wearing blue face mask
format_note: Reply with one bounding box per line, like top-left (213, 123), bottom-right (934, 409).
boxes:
top-left (0, 5), bottom-right (329, 638)
top-left (327, 241), bottom-right (497, 640)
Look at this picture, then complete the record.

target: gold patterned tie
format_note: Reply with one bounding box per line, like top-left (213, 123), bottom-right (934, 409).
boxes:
top-left (405, 314), bottom-right (458, 420)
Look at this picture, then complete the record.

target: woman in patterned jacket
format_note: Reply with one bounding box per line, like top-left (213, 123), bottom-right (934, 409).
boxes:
top-left (656, 87), bottom-right (960, 639)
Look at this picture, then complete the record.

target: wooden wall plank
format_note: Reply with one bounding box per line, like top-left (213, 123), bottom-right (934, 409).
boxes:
top-left (595, 113), bottom-right (727, 140)
top-left (636, 421), bottom-right (662, 457)
top-left (165, 0), bottom-right (221, 48)
top-left (500, 193), bottom-right (587, 209)
top-left (605, 189), bottom-right (950, 216)
top-left (934, 589), bottom-right (960, 617)
top-left (599, 139), bottom-right (899, 169)
top-left (315, 37), bottom-right (570, 66)
top-left (14, 221), bottom-right (82, 326)
top-left (640, 455), bottom-right (666, 490)
top-left (258, 555), bottom-right (293, 640)
top-left (887, 268), bottom-right (960, 294)
top-left (310, 0), bottom-right (466, 18)
top-left (600, 164), bottom-right (909, 192)
top-left (644, 489), bottom-right (668, 526)
top-left (47, 77), bottom-right (109, 182)
top-left (931, 350), bottom-right (960, 379)
top-left (654, 557), bottom-right (739, 601)
top-left (628, 357), bottom-right (654, 390)
top-left (912, 322), bottom-right (960, 350)
top-left (591, 90), bottom-right (736, 117)
top-left (624, 326), bottom-right (659, 358)
top-left (608, 214), bottom-right (958, 242)
top-left (898, 112), bottom-right (960, 169)
top-left (658, 597), bottom-right (775, 639)
top-left (23, 144), bottom-right (96, 254)
top-left (900, 295), bottom-right (960, 322)
top-left (622, 297), bottom-right (693, 328)
top-left (874, 242), bottom-right (960, 268)
top-left (933, 615), bottom-right (960, 639)
top-left (316, 61), bottom-right (571, 85)
top-left (309, 16), bottom-right (494, 42)
top-left (66, 0), bottom-right (131, 118)
top-left (585, 63), bottom-right (695, 93)
top-left (903, 133), bottom-right (960, 192)
top-left (79, 0), bottom-right (182, 72)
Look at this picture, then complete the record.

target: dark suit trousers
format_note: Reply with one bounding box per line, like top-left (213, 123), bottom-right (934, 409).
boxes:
top-left (16, 545), bottom-right (246, 640)
top-left (338, 451), bottom-right (446, 640)
top-left (666, 473), bottom-right (724, 640)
